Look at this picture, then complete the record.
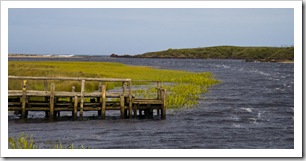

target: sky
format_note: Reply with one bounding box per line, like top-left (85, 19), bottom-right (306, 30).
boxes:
top-left (8, 8), bottom-right (294, 55)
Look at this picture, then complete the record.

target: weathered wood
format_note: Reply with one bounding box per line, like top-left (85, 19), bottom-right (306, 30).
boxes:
top-left (101, 84), bottom-right (106, 119)
top-left (21, 80), bottom-right (27, 119)
top-left (9, 90), bottom-right (50, 97)
top-left (9, 76), bottom-right (167, 120)
top-left (54, 108), bottom-right (72, 111)
top-left (128, 81), bottom-right (132, 119)
top-left (28, 108), bottom-right (50, 111)
top-left (133, 99), bottom-right (163, 104)
top-left (50, 83), bottom-right (55, 119)
top-left (9, 76), bottom-right (131, 82)
top-left (44, 80), bottom-right (48, 102)
top-left (8, 107), bottom-right (22, 111)
top-left (73, 95), bottom-right (78, 119)
top-left (161, 89), bottom-right (167, 119)
top-left (120, 94), bottom-right (125, 119)
top-left (157, 81), bottom-right (161, 100)
top-left (71, 86), bottom-right (75, 117)
top-left (9, 90), bottom-right (130, 97)
top-left (122, 82), bottom-right (127, 93)
top-left (80, 80), bottom-right (85, 118)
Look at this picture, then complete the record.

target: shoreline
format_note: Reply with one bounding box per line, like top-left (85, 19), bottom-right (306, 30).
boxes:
top-left (110, 55), bottom-right (294, 63)
top-left (8, 55), bottom-right (294, 63)
top-left (8, 55), bottom-right (84, 58)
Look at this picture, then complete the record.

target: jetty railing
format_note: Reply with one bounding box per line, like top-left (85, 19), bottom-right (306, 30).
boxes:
top-left (8, 76), bottom-right (166, 120)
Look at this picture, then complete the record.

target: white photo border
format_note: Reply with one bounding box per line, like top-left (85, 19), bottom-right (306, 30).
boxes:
top-left (1, 0), bottom-right (302, 157)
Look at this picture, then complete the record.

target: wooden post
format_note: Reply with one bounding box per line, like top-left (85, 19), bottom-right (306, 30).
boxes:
top-left (147, 104), bottom-right (153, 119)
top-left (44, 81), bottom-right (49, 118)
top-left (120, 94), bottom-right (125, 119)
top-left (71, 86), bottom-right (75, 117)
top-left (122, 82), bottom-right (126, 93)
top-left (161, 89), bottom-right (167, 119)
top-left (133, 104), bottom-right (137, 118)
top-left (128, 81), bottom-right (132, 119)
top-left (50, 83), bottom-right (55, 120)
top-left (73, 95), bottom-right (78, 120)
top-left (80, 80), bottom-right (85, 119)
top-left (157, 81), bottom-right (161, 100)
top-left (98, 82), bottom-right (102, 117)
top-left (101, 84), bottom-right (106, 119)
top-left (21, 80), bottom-right (27, 119)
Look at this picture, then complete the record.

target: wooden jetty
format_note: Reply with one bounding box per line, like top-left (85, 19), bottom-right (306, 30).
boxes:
top-left (8, 76), bottom-right (166, 120)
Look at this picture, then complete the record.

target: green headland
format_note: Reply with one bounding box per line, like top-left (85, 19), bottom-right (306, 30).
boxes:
top-left (112, 46), bottom-right (294, 62)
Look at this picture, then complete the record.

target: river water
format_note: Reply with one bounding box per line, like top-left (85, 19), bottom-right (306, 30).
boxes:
top-left (8, 57), bottom-right (294, 149)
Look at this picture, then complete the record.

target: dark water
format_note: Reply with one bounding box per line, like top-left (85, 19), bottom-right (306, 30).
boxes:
top-left (8, 57), bottom-right (294, 149)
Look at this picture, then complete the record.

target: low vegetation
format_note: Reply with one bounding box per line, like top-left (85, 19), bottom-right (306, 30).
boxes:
top-left (133, 46), bottom-right (294, 62)
top-left (9, 61), bottom-right (220, 108)
top-left (8, 133), bottom-right (88, 149)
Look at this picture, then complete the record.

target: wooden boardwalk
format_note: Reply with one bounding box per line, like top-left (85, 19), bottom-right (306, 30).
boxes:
top-left (8, 76), bottom-right (166, 120)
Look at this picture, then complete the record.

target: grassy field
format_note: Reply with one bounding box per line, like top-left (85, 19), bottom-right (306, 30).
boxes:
top-left (9, 61), bottom-right (220, 108)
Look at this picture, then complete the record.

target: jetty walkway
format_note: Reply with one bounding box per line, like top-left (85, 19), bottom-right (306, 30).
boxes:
top-left (8, 76), bottom-right (166, 120)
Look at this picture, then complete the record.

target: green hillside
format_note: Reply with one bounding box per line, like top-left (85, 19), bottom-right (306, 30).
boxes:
top-left (134, 46), bottom-right (294, 62)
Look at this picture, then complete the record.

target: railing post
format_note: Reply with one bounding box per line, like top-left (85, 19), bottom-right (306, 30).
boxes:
top-left (101, 84), bottom-right (106, 119)
top-left (128, 81), bottom-right (132, 119)
top-left (122, 82), bottom-right (126, 94)
top-left (161, 89), bottom-right (167, 120)
top-left (50, 82), bottom-right (55, 120)
top-left (44, 80), bottom-right (49, 117)
top-left (120, 94), bottom-right (125, 119)
top-left (21, 80), bottom-right (27, 119)
top-left (157, 81), bottom-right (161, 100)
top-left (80, 80), bottom-right (85, 119)
top-left (71, 86), bottom-right (77, 119)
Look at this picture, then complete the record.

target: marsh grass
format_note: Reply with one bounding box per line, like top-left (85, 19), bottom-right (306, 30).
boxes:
top-left (9, 61), bottom-right (220, 108)
top-left (8, 133), bottom-right (37, 149)
top-left (8, 133), bottom-right (89, 149)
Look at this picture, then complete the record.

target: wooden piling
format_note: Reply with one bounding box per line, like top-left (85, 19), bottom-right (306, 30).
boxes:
top-left (128, 81), bottom-right (132, 119)
top-left (133, 104), bottom-right (137, 118)
top-left (50, 83), bottom-right (55, 119)
top-left (73, 95), bottom-right (78, 120)
top-left (157, 81), bottom-right (161, 100)
top-left (71, 86), bottom-right (75, 117)
top-left (101, 84), bottom-right (106, 119)
top-left (120, 94), bottom-right (125, 119)
top-left (80, 80), bottom-right (85, 119)
top-left (161, 89), bottom-right (167, 119)
top-left (21, 80), bottom-right (27, 119)
top-left (44, 80), bottom-right (49, 118)
top-left (122, 82), bottom-right (126, 93)
top-left (97, 82), bottom-right (102, 116)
